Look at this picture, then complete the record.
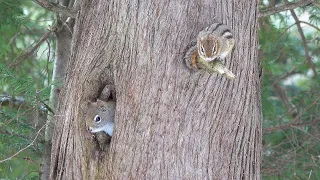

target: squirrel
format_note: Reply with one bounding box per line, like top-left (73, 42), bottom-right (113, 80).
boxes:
top-left (184, 22), bottom-right (236, 80)
top-left (85, 85), bottom-right (116, 150)
top-left (87, 99), bottom-right (115, 136)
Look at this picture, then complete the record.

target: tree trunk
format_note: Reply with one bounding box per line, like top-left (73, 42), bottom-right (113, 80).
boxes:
top-left (41, 25), bottom-right (72, 179)
top-left (50, 0), bottom-right (261, 179)
top-left (41, 1), bottom-right (75, 179)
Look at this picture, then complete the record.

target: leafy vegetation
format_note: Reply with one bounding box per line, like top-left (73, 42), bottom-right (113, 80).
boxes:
top-left (0, 1), bottom-right (54, 179)
top-left (260, 1), bottom-right (320, 179)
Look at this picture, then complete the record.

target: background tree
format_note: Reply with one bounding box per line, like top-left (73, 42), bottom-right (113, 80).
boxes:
top-left (40, 0), bottom-right (75, 178)
top-left (0, 1), bottom-right (54, 179)
top-left (260, 0), bottom-right (320, 179)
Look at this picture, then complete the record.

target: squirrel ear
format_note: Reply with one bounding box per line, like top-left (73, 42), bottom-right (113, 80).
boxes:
top-left (87, 101), bottom-right (97, 109)
top-left (96, 99), bottom-right (107, 106)
top-left (87, 101), bottom-right (93, 107)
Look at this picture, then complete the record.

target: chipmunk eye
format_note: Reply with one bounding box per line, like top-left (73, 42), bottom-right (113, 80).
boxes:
top-left (94, 115), bottom-right (101, 122)
top-left (212, 46), bottom-right (216, 54)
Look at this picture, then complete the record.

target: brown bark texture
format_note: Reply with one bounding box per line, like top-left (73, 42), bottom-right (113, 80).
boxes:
top-left (50, 0), bottom-right (261, 179)
top-left (41, 19), bottom-right (73, 180)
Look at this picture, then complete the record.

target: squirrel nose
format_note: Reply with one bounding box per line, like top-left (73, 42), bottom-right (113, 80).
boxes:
top-left (88, 127), bottom-right (93, 132)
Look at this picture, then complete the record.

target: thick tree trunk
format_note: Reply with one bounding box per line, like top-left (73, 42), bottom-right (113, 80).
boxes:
top-left (50, 0), bottom-right (261, 179)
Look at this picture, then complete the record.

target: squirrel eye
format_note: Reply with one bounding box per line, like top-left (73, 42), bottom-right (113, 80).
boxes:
top-left (200, 45), bottom-right (205, 55)
top-left (94, 115), bottom-right (101, 122)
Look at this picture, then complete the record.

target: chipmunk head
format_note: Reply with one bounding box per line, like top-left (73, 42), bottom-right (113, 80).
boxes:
top-left (197, 35), bottom-right (222, 61)
top-left (86, 99), bottom-right (115, 136)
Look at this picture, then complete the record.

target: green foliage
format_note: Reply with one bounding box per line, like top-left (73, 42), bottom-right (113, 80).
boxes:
top-left (0, 0), bottom-right (54, 179)
top-left (0, 0), bottom-right (23, 58)
top-left (260, 1), bottom-right (320, 179)
top-left (0, 106), bottom-right (41, 179)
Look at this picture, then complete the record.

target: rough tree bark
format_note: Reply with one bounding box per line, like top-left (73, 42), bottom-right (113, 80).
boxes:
top-left (50, 0), bottom-right (261, 179)
top-left (41, 22), bottom-right (72, 179)
top-left (40, 0), bottom-right (75, 179)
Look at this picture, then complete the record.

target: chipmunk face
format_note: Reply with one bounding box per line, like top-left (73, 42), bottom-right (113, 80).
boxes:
top-left (197, 35), bottom-right (222, 61)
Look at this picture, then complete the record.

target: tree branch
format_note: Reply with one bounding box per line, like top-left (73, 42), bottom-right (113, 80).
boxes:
top-left (9, 31), bottom-right (53, 67)
top-left (0, 128), bottom-right (29, 140)
top-left (263, 119), bottom-right (320, 133)
top-left (278, 68), bottom-right (299, 81)
top-left (32, 0), bottom-right (77, 18)
top-left (0, 124), bottom-right (46, 163)
top-left (264, 95), bottom-right (320, 133)
top-left (259, 0), bottom-right (316, 18)
top-left (272, 82), bottom-right (298, 118)
top-left (300, 21), bottom-right (320, 32)
top-left (284, 0), bottom-right (318, 77)
top-left (279, 22), bottom-right (297, 39)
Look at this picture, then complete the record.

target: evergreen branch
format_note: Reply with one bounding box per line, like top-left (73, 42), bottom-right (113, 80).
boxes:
top-left (264, 95), bottom-right (320, 133)
top-left (300, 21), bottom-right (320, 32)
top-left (272, 82), bottom-right (298, 118)
top-left (0, 123), bottom-right (46, 164)
top-left (263, 119), bottom-right (320, 133)
top-left (259, 0), bottom-right (316, 18)
top-left (277, 64), bottom-right (303, 81)
top-left (32, 0), bottom-right (77, 18)
top-left (284, 0), bottom-right (318, 77)
top-left (9, 30), bottom-right (53, 67)
top-left (279, 22), bottom-right (297, 38)
top-left (278, 69), bottom-right (300, 80)
top-left (0, 128), bottom-right (29, 140)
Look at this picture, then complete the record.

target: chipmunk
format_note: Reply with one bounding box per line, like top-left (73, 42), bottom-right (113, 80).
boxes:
top-left (184, 22), bottom-right (236, 79)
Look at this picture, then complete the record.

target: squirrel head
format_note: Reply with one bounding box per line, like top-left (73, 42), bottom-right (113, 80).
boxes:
top-left (86, 99), bottom-right (116, 136)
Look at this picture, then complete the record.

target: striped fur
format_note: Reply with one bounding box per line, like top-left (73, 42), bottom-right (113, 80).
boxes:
top-left (197, 23), bottom-right (235, 61)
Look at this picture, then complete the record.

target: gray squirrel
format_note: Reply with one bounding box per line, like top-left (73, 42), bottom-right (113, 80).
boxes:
top-left (87, 99), bottom-right (115, 136)
top-left (85, 85), bottom-right (116, 151)
top-left (86, 85), bottom-right (116, 137)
